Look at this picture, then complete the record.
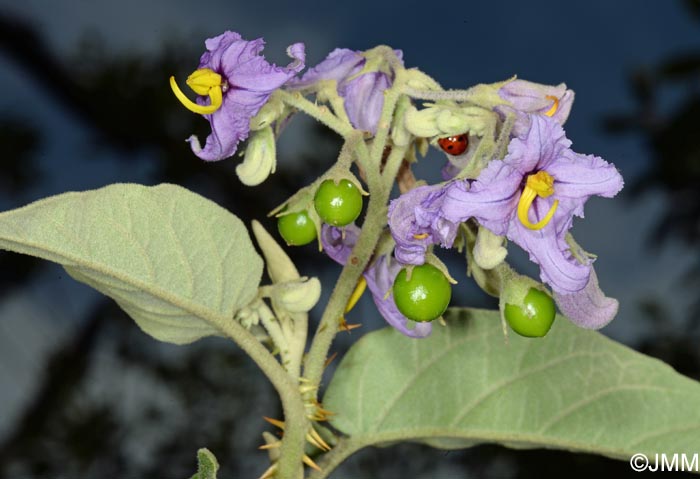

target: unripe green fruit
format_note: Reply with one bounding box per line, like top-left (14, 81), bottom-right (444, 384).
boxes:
top-left (313, 179), bottom-right (363, 227)
top-left (504, 288), bottom-right (556, 337)
top-left (393, 264), bottom-right (452, 322)
top-left (277, 210), bottom-right (317, 246)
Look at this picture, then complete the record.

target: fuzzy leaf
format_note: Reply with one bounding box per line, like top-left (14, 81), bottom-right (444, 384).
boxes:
top-left (325, 308), bottom-right (700, 460)
top-left (190, 448), bottom-right (219, 479)
top-left (0, 183), bottom-right (262, 344)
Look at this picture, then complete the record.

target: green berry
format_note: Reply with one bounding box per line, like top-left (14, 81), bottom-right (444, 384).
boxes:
top-left (313, 179), bottom-right (363, 226)
top-left (504, 288), bottom-right (556, 337)
top-left (277, 210), bottom-right (317, 246)
top-left (392, 264), bottom-right (452, 322)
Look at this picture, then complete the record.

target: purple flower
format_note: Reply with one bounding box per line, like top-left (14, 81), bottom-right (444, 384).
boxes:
top-left (321, 224), bottom-right (432, 338)
top-left (387, 184), bottom-right (458, 265)
top-left (173, 31), bottom-right (305, 161)
top-left (291, 48), bottom-right (403, 133)
top-left (442, 115), bottom-right (624, 296)
top-left (498, 79), bottom-right (575, 137)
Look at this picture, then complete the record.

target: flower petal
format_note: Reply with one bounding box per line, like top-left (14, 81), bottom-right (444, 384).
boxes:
top-left (290, 48), bottom-right (363, 88)
top-left (388, 185), bottom-right (457, 265)
top-left (320, 224), bottom-right (360, 265)
top-left (441, 163), bottom-right (521, 236)
top-left (507, 217), bottom-right (590, 294)
top-left (340, 72), bottom-right (390, 133)
top-left (549, 150), bottom-right (624, 209)
top-left (498, 79), bottom-right (574, 124)
top-left (554, 267), bottom-right (618, 329)
top-left (228, 42), bottom-right (306, 91)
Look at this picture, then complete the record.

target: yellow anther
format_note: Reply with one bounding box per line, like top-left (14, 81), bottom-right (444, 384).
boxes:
top-left (413, 233), bottom-right (430, 240)
top-left (186, 68), bottom-right (222, 95)
top-left (517, 171), bottom-right (559, 230)
top-left (526, 170), bottom-right (555, 197)
top-left (543, 95), bottom-right (559, 117)
top-left (344, 276), bottom-right (367, 313)
top-left (169, 68), bottom-right (224, 115)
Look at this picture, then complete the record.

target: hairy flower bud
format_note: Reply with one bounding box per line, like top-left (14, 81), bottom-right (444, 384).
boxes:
top-left (272, 277), bottom-right (321, 313)
top-left (236, 126), bottom-right (276, 186)
top-left (473, 227), bottom-right (507, 270)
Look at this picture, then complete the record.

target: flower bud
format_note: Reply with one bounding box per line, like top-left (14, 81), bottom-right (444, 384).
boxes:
top-left (272, 277), bottom-right (321, 313)
top-left (235, 301), bottom-right (261, 329)
top-left (251, 220), bottom-right (301, 283)
top-left (236, 126), bottom-right (276, 186)
top-left (250, 95), bottom-right (286, 131)
top-left (404, 105), bottom-right (492, 139)
top-left (473, 227), bottom-right (507, 270)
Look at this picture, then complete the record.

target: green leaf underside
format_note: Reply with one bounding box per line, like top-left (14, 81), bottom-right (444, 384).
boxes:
top-left (325, 308), bottom-right (700, 459)
top-left (0, 184), bottom-right (262, 344)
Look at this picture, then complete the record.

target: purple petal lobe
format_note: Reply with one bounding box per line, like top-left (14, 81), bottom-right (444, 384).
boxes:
top-left (441, 166), bottom-right (520, 236)
top-left (507, 218), bottom-right (590, 294)
top-left (290, 48), bottom-right (363, 88)
top-left (320, 224), bottom-right (360, 265)
top-left (549, 150), bottom-right (624, 204)
top-left (341, 72), bottom-right (390, 133)
top-left (554, 268), bottom-right (618, 329)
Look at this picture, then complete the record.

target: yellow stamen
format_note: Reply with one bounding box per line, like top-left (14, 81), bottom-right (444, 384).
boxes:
top-left (543, 95), bottom-right (559, 117)
top-left (517, 171), bottom-right (559, 230)
top-left (344, 276), bottom-right (367, 313)
top-left (169, 68), bottom-right (224, 115)
top-left (413, 233), bottom-right (430, 240)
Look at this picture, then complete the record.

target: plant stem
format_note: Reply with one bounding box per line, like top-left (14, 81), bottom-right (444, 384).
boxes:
top-left (306, 438), bottom-right (364, 479)
top-left (214, 317), bottom-right (308, 479)
top-left (277, 90), bottom-right (354, 138)
top-left (303, 182), bottom-right (389, 388)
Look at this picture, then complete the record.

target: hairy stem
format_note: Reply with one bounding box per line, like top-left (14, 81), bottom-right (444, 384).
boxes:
top-left (277, 90), bottom-right (354, 138)
top-left (303, 184), bottom-right (389, 388)
top-left (214, 317), bottom-right (307, 479)
top-left (306, 438), bottom-right (364, 479)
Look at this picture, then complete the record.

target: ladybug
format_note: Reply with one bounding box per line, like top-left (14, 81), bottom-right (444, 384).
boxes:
top-left (438, 134), bottom-right (469, 156)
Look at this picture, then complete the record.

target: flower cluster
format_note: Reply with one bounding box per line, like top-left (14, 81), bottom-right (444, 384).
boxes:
top-left (171, 31), bottom-right (624, 337)
top-left (388, 81), bottom-right (623, 330)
